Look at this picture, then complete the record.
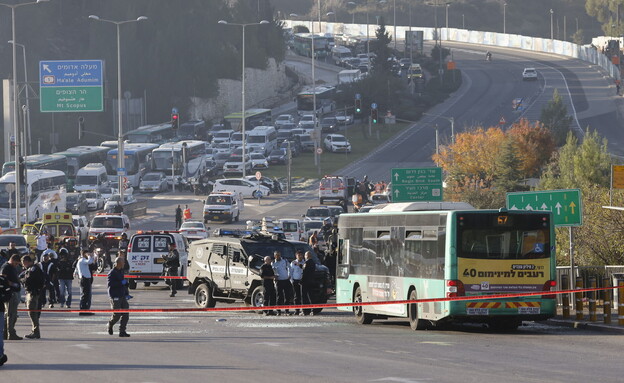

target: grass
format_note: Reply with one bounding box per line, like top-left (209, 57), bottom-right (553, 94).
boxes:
top-left (259, 122), bottom-right (410, 180)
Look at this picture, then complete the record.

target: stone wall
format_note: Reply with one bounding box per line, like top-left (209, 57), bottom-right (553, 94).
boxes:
top-left (189, 58), bottom-right (295, 122)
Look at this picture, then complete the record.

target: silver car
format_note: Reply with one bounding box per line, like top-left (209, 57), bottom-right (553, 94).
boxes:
top-left (139, 172), bottom-right (168, 193)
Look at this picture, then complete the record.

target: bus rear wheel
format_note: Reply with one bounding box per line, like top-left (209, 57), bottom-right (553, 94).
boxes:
top-left (408, 290), bottom-right (427, 330)
top-left (353, 287), bottom-right (373, 325)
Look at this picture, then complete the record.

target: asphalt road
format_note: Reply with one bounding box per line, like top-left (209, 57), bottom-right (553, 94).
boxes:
top-left (3, 283), bottom-right (623, 382)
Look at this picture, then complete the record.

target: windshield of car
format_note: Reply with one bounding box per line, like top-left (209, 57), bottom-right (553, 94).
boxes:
top-left (276, 115), bottom-right (290, 121)
top-left (269, 150), bottom-right (284, 156)
top-left (306, 208), bottom-right (330, 218)
top-left (91, 217), bottom-right (124, 229)
top-left (331, 136), bottom-right (347, 143)
top-left (282, 222), bottom-right (298, 232)
top-left (214, 132), bottom-right (232, 139)
top-left (250, 153), bottom-right (265, 160)
top-left (242, 241), bottom-right (297, 266)
top-left (301, 115), bottom-right (314, 122)
top-left (303, 221), bottom-right (323, 231)
top-left (206, 195), bottom-right (232, 205)
top-left (0, 235), bottom-right (26, 246)
top-left (84, 192), bottom-right (98, 199)
top-left (322, 118), bottom-right (336, 124)
top-left (0, 219), bottom-right (12, 228)
top-left (143, 174), bottom-right (161, 181)
top-left (75, 175), bottom-right (97, 185)
top-left (66, 195), bottom-right (80, 203)
top-left (181, 222), bottom-right (204, 229)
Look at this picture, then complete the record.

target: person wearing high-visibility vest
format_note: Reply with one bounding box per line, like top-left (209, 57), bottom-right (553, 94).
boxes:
top-left (183, 205), bottom-right (192, 221)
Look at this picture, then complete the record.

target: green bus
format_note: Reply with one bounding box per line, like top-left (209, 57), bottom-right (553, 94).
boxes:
top-left (2, 154), bottom-right (68, 178)
top-left (224, 108), bottom-right (272, 131)
top-left (336, 202), bottom-right (557, 331)
top-left (55, 146), bottom-right (110, 190)
top-left (123, 123), bottom-right (176, 144)
top-left (292, 33), bottom-right (330, 58)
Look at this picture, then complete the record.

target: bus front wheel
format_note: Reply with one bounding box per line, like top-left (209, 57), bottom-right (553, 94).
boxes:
top-left (353, 287), bottom-right (373, 325)
top-left (408, 290), bottom-right (427, 330)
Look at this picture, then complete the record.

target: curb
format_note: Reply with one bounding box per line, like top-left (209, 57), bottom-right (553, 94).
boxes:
top-left (543, 318), bottom-right (624, 333)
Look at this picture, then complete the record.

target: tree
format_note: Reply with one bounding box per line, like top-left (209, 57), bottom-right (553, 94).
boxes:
top-left (492, 138), bottom-right (522, 192)
top-left (571, 29), bottom-right (585, 44)
top-left (507, 119), bottom-right (556, 178)
top-left (585, 0), bottom-right (624, 35)
top-left (539, 89), bottom-right (573, 146)
top-left (370, 17), bottom-right (393, 74)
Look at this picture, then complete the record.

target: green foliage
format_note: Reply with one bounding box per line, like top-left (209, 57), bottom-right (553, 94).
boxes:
top-left (493, 138), bottom-right (522, 192)
top-left (571, 29), bottom-right (585, 45)
top-left (430, 45), bottom-right (451, 63)
top-left (539, 90), bottom-right (573, 146)
top-left (370, 17), bottom-right (393, 74)
top-left (539, 129), bottom-right (611, 190)
top-left (585, 0), bottom-right (624, 35)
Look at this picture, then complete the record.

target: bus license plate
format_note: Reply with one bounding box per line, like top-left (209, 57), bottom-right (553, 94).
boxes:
top-left (467, 308), bottom-right (489, 315)
top-left (518, 307), bottom-right (540, 315)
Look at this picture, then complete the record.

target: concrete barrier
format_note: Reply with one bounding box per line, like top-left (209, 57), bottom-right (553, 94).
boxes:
top-left (125, 200), bottom-right (148, 219)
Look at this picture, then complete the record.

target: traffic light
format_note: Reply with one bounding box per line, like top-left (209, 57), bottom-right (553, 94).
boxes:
top-left (371, 108), bottom-right (378, 124)
top-left (18, 156), bottom-right (26, 185)
top-left (10, 140), bottom-right (15, 156)
top-left (355, 98), bottom-right (362, 114)
top-left (78, 116), bottom-right (85, 140)
top-left (171, 112), bottom-right (179, 131)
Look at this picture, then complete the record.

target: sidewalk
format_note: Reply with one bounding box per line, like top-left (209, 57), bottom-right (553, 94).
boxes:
top-left (545, 307), bottom-right (624, 333)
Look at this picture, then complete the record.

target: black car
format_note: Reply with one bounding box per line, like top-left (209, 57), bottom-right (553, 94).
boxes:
top-left (320, 117), bottom-right (339, 133)
top-left (399, 58), bottom-right (412, 69)
top-left (276, 129), bottom-right (293, 144)
top-left (66, 193), bottom-right (88, 215)
top-left (267, 149), bottom-right (287, 165)
top-left (280, 140), bottom-right (300, 157)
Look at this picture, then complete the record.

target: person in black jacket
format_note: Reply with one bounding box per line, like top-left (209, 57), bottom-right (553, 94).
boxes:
top-left (1, 255), bottom-right (22, 340)
top-left (107, 257), bottom-right (130, 338)
top-left (162, 243), bottom-right (180, 297)
top-left (260, 256), bottom-right (276, 316)
top-left (56, 250), bottom-right (74, 308)
top-left (301, 251), bottom-right (316, 316)
top-left (20, 256), bottom-right (45, 339)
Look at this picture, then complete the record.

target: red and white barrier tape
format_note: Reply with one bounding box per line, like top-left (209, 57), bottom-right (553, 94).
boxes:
top-left (18, 285), bottom-right (623, 314)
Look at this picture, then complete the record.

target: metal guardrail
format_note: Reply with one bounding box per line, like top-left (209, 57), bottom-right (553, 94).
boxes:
top-left (556, 266), bottom-right (624, 304)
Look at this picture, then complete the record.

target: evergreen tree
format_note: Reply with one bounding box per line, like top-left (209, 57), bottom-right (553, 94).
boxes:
top-left (539, 89), bottom-right (573, 146)
top-left (370, 17), bottom-right (392, 74)
top-left (493, 138), bottom-right (522, 192)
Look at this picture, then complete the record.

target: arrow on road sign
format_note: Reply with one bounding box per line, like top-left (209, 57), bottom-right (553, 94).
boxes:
top-left (555, 202), bottom-right (562, 214)
top-left (570, 201), bottom-right (576, 214)
top-left (525, 204), bottom-right (533, 210)
top-left (42, 64), bottom-right (51, 73)
top-left (541, 203), bottom-right (548, 210)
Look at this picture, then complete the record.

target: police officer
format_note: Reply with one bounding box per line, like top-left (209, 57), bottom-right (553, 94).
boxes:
top-left (20, 256), bottom-right (45, 339)
top-left (107, 257), bottom-right (130, 338)
top-left (162, 243), bottom-right (180, 297)
top-left (301, 251), bottom-right (316, 316)
top-left (175, 205), bottom-right (183, 230)
top-left (290, 250), bottom-right (305, 316)
top-left (272, 251), bottom-right (293, 316)
top-left (260, 256), bottom-right (276, 316)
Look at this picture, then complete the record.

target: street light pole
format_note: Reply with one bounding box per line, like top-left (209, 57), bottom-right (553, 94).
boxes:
top-left (503, 2), bottom-right (507, 34)
top-left (550, 9), bottom-right (554, 40)
top-left (8, 40), bottom-right (31, 156)
top-left (89, 15), bottom-right (148, 204)
top-left (0, 0), bottom-right (48, 226)
top-left (423, 113), bottom-right (454, 144)
top-left (446, 3), bottom-right (449, 40)
top-left (393, 0), bottom-right (397, 52)
top-left (219, 20), bottom-right (270, 177)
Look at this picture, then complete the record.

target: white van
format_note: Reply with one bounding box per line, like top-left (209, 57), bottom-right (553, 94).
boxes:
top-left (74, 163), bottom-right (109, 192)
top-left (247, 126), bottom-right (277, 155)
top-left (127, 231), bottom-right (188, 289)
top-left (278, 218), bottom-right (304, 241)
top-left (331, 45), bottom-right (352, 66)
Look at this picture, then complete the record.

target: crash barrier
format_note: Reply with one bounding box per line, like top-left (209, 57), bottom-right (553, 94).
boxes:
top-left (283, 21), bottom-right (621, 81)
top-left (17, 285), bottom-right (624, 315)
top-left (124, 200), bottom-right (147, 219)
top-left (561, 274), bottom-right (570, 319)
top-left (559, 274), bottom-right (624, 324)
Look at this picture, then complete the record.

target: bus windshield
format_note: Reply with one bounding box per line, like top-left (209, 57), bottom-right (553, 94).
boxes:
top-left (457, 213), bottom-right (550, 260)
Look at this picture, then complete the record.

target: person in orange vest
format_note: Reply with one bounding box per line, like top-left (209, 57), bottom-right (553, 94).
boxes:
top-left (183, 205), bottom-right (192, 221)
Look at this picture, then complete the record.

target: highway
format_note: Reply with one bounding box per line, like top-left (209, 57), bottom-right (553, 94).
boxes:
top-left (3, 44), bottom-right (623, 381)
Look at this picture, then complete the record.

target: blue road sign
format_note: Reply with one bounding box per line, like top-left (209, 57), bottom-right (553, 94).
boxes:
top-left (355, 93), bottom-right (361, 100)
top-left (371, 102), bottom-right (377, 109)
top-left (172, 107), bottom-right (178, 114)
top-left (40, 60), bottom-right (103, 87)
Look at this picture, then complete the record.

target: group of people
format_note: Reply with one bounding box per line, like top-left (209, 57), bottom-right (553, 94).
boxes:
top-left (260, 250), bottom-right (317, 316)
top-left (174, 204), bottom-right (193, 229)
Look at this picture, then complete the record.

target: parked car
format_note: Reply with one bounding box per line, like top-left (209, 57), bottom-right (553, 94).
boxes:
top-left (334, 110), bottom-right (354, 125)
top-left (223, 155), bottom-right (253, 176)
top-left (276, 129), bottom-right (294, 144)
top-left (243, 175), bottom-right (283, 194)
top-left (267, 148), bottom-right (288, 165)
top-left (250, 152), bottom-right (269, 170)
top-left (274, 114), bottom-right (295, 129)
top-left (139, 172), bottom-right (168, 193)
top-left (66, 193), bottom-right (88, 215)
top-left (324, 134), bottom-right (352, 153)
top-left (0, 234), bottom-right (29, 256)
top-left (299, 134), bottom-right (316, 152)
top-left (83, 191), bottom-right (106, 211)
top-left (179, 220), bottom-right (209, 242)
top-left (298, 114), bottom-right (316, 130)
top-left (212, 178), bottom-right (270, 198)
top-left (320, 117), bottom-right (339, 133)
top-left (0, 218), bottom-right (16, 231)
top-left (279, 140), bottom-right (300, 157)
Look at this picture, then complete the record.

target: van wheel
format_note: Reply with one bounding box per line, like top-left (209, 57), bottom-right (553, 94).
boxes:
top-left (144, 282), bottom-right (151, 287)
top-left (250, 285), bottom-right (265, 314)
top-left (353, 287), bottom-right (373, 324)
top-left (195, 283), bottom-right (216, 308)
top-left (408, 289), bottom-right (427, 330)
top-left (128, 279), bottom-right (137, 290)
top-left (319, 198), bottom-right (324, 205)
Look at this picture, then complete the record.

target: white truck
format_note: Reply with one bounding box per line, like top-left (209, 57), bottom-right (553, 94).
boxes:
top-left (202, 192), bottom-right (244, 224)
top-left (337, 69), bottom-right (361, 85)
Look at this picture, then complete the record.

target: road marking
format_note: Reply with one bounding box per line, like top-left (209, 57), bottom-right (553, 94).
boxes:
top-left (372, 378), bottom-right (433, 382)
top-left (233, 322), bottom-right (329, 328)
top-left (71, 344), bottom-right (93, 349)
top-left (419, 341), bottom-right (453, 346)
top-left (253, 342), bottom-right (285, 347)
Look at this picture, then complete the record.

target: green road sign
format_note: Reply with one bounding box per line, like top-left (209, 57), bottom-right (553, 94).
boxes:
top-left (40, 87), bottom-right (104, 112)
top-left (391, 167), bottom-right (443, 202)
top-left (392, 184), bottom-right (442, 202)
top-left (506, 189), bottom-right (582, 226)
top-left (39, 60), bottom-right (103, 112)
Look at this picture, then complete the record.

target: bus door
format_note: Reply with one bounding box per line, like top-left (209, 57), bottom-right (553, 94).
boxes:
top-left (336, 238), bottom-right (351, 302)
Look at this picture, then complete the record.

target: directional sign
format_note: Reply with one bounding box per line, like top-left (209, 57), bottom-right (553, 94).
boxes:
top-left (371, 102), bottom-right (377, 109)
top-left (613, 165), bottom-right (624, 189)
top-left (40, 60), bottom-right (104, 112)
top-left (117, 168), bottom-right (126, 176)
top-left (506, 189), bottom-right (582, 226)
top-left (391, 167), bottom-right (443, 202)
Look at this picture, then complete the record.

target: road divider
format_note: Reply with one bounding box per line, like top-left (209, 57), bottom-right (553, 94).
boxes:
top-left (18, 285), bottom-right (624, 314)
